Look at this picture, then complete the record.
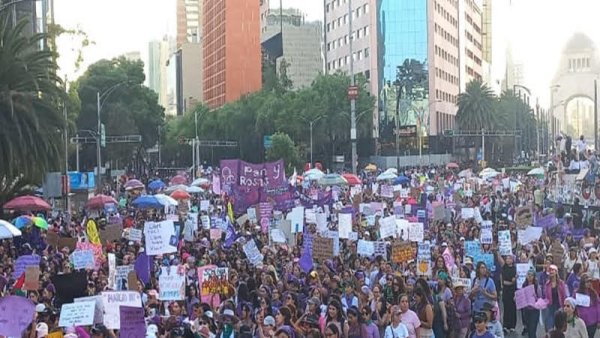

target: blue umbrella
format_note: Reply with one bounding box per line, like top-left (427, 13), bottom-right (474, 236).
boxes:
top-left (13, 215), bottom-right (32, 229)
top-left (393, 175), bottom-right (410, 185)
top-left (132, 195), bottom-right (163, 209)
top-left (148, 180), bottom-right (166, 191)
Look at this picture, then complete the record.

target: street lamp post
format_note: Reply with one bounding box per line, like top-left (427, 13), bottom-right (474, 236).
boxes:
top-left (348, 0), bottom-right (357, 174)
top-left (309, 116), bottom-right (323, 167)
top-left (96, 81), bottom-right (129, 193)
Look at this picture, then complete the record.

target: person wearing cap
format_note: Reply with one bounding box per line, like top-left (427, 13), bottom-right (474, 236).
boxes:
top-left (480, 302), bottom-right (503, 338)
top-left (452, 280), bottom-right (471, 338)
top-left (544, 264), bottom-right (568, 333)
top-left (562, 297), bottom-right (587, 338)
top-left (383, 305), bottom-right (409, 338)
top-left (470, 312), bottom-right (494, 338)
top-left (521, 268), bottom-right (542, 338)
top-left (574, 273), bottom-right (599, 338)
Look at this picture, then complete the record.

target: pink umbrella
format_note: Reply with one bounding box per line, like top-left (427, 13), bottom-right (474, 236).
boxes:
top-left (3, 196), bottom-right (51, 211)
top-left (124, 179), bottom-right (144, 191)
top-left (170, 175), bottom-right (187, 185)
top-left (85, 194), bottom-right (118, 210)
top-left (170, 189), bottom-right (191, 200)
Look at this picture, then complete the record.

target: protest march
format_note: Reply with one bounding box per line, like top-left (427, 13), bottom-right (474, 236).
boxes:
top-left (1, 157), bottom-right (600, 338)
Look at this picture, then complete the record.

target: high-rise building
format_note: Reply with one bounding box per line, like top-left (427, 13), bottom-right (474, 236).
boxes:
top-left (1, 0), bottom-right (50, 49)
top-left (176, 0), bottom-right (201, 47)
top-left (260, 0), bottom-right (270, 35)
top-left (203, 0), bottom-right (262, 109)
top-left (148, 38), bottom-right (176, 115)
top-left (481, 0), bottom-right (492, 64)
top-left (262, 9), bottom-right (323, 89)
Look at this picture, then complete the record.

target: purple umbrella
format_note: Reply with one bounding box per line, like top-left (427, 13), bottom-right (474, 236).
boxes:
top-left (124, 179), bottom-right (144, 191)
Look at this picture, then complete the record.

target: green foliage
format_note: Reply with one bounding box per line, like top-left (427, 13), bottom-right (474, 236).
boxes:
top-left (266, 132), bottom-right (299, 175)
top-left (164, 72), bottom-right (375, 169)
top-left (456, 79), bottom-right (497, 131)
top-left (75, 56), bottom-right (164, 169)
top-left (0, 14), bottom-right (66, 195)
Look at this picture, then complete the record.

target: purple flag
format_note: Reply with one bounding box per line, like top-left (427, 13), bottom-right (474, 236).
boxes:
top-left (119, 306), bottom-right (145, 338)
top-left (299, 247), bottom-right (313, 273)
top-left (134, 252), bottom-right (150, 285)
top-left (224, 221), bottom-right (237, 248)
top-left (0, 295), bottom-right (35, 337)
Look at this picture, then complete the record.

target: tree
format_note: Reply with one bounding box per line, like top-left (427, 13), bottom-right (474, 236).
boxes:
top-left (75, 56), bottom-right (164, 170)
top-left (265, 132), bottom-right (299, 175)
top-left (456, 80), bottom-right (497, 131)
top-left (0, 14), bottom-right (66, 204)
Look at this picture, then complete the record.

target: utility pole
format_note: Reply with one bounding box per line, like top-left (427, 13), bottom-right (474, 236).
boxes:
top-left (63, 77), bottom-right (70, 216)
top-left (481, 128), bottom-right (485, 167)
top-left (348, 0), bottom-right (357, 174)
top-left (595, 79), bottom-right (598, 151)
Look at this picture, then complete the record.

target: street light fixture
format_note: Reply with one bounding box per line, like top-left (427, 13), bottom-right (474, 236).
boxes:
top-left (300, 116), bottom-right (323, 167)
top-left (96, 80), bottom-right (130, 192)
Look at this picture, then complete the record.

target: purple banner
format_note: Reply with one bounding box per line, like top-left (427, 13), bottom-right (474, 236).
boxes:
top-left (535, 215), bottom-right (557, 229)
top-left (298, 190), bottom-right (333, 208)
top-left (220, 159), bottom-right (293, 213)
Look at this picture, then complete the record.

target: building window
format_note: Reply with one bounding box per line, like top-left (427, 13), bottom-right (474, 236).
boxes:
top-left (356, 29), bottom-right (361, 39)
top-left (327, 23), bottom-right (331, 31)
top-left (357, 50), bottom-right (362, 60)
top-left (364, 47), bottom-right (369, 58)
top-left (344, 35), bottom-right (348, 45)
top-left (364, 26), bottom-right (369, 36)
top-left (344, 14), bottom-right (348, 24)
top-left (327, 42), bottom-right (331, 51)
top-left (337, 17), bottom-right (341, 26)
top-left (364, 3), bottom-right (369, 14)
top-left (326, 3), bottom-right (330, 12)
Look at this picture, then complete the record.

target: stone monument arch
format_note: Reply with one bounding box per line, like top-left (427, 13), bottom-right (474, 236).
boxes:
top-left (551, 33), bottom-right (600, 141)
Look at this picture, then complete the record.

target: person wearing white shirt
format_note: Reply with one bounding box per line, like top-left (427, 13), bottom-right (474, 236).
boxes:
top-left (586, 248), bottom-right (600, 280)
top-left (384, 307), bottom-right (410, 338)
top-left (576, 136), bottom-right (587, 160)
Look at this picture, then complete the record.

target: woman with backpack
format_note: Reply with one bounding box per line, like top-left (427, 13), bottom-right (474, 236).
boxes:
top-left (469, 262), bottom-right (497, 314)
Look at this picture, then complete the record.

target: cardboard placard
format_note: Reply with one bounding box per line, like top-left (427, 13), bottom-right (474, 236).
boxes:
top-left (312, 237), bottom-right (333, 262)
top-left (127, 271), bottom-right (138, 291)
top-left (58, 237), bottom-right (78, 251)
top-left (100, 224), bottom-right (123, 244)
top-left (515, 206), bottom-right (533, 228)
top-left (24, 266), bottom-right (40, 290)
top-left (392, 242), bottom-right (416, 263)
top-left (47, 231), bottom-right (59, 248)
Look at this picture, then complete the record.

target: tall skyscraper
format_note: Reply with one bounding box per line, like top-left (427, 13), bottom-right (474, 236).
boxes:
top-left (203, 0), bottom-right (262, 109)
top-left (262, 8), bottom-right (323, 89)
top-left (260, 0), bottom-right (270, 35)
top-left (148, 38), bottom-right (176, 115)
top-left (176, 0), bottom-right (201, 47)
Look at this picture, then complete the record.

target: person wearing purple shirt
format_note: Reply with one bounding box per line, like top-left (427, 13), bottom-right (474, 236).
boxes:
top-left (574, 273), bottom-right (600, 338)
top-left (452, 281), bottom-right (471, 338)
top-left (360, 306), bottom-right (379, 338)
top-left (565, 263), bottom-right (582, 297)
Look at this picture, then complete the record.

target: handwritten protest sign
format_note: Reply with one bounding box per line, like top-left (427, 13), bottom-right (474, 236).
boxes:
top-left (0, 295), bottom-right (36, 337)
top-left (516, 263), bottom-right (530, 289)
top-left (127, 228), bottom-right (143, 242)
top-left (312, 237), bottom-right (333, 261)
top-left (417, 243), bottom-right (431, 276)
top-left (24, 266), bottom-right (40, 290)
top-left (392, 242), bottom-right (415, 263)
top-left (101, 291), bottom-right (142, 329)
top-left (288, 206), bottom-right (304, 233)
top-left (119, 306), bottom-right (145, 338)
top-left (143, 221), bottom-right (177, 255)
top-left (518, 227), bottom-right (543, 245)
top-left (201, 215), bottom-right (210, 229)
top-left (461, 208), bottom-right (475, 219)
top-left (210, 228), bottom-right (222, 240)
top-left (536, 214), bottom-right (557, 228)
top-left (515, 285), bottom-right (537, 309)
top-left (59, 301), bottom-right (95, 327)
top-left (433, 204), bottom-right (445, 221)
top-left (396, 219), bottom-right (409, 241)
top-left (464, 241), bottom-right (481, 258)
top-left (380, 185), bottom-right (394, 198)
top-left (13, 255), bottom-right (40, 279)
top-left (115, 265), bottom-right (134, 291)
top-left (158, 266), bottom-right (186, 300)
top-left (324, 230), bottom-right (340, 256)
top-left (99, 224), bottom-right (123, 244)
top-left (373, 241), bottom-right (387, 259)
top-left (408, 223), bottom-right (424, 242)
top-left (200, 200), bottom-right (210, 211)
top-left (243, 240), bottom-right (263, 266)
top-left (338, 213), bottom-right (352, 239)
top-left (576, 293), bottom-right (591, 307)
top-left (357, 240), bottom-right (375, 257)
top-left (480, 221), bottom-right (493, 244)
top-left (498, 230), bottom-right (512, 256)
top-left (452, 278), bottom-right (472, 293)
top-left (74, 296), bottom-right (103, 324)
top-left (379, 216), bottom-right (396, 239)
top-left (70, 250), bottom-right (95, 270)
top-left (76, 241), bottom-right (103, 270)
top-left (515, 206), bottom-right (533, 228)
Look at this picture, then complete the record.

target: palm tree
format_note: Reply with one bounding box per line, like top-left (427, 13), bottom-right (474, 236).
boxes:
top-left (456, 79), bottom-right (497, 131)
top-left (0, 14), bottom-right (65, 203)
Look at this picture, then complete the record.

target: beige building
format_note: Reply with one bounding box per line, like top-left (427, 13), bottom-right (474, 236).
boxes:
top-left (181, 42), bottom-right (204, 112)
top-left (177, 0), bottom-right (202, 47)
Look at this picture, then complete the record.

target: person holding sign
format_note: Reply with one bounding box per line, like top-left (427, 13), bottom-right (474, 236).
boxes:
top-left (574, 274), bottom-right (599, 338)
top-left (520, 268), bottom-right (542, 338)
top-left (563, 297), bottom-right (588, 338)
top-left (544, 265), bottom-right (568, 333)
top-left (470, 262), bottom-right (497, 314)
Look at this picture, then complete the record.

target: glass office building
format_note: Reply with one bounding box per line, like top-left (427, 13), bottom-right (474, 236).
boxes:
top-left (377, 0), bottom-right (429, 146)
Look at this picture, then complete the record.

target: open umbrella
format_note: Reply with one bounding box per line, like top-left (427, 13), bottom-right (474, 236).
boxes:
top-left (303, 168), bottom-right (324, 181)
top-left (85, 194), bottom-right (118, 210)
top-left (31, 217), bottom-right (48, 230)
top-left (132, 195), bottom-right (163, 209)
top-left (3, 195), bottom-right (51, 211)
top-left (154, 194), bottom-right (178, 207)
top-left (14, 215), bottom-right (33, 229)
top-left (191, 177), bottom-right (210, 187)
top-left (125, 179), bottom-right (145, 191)
top-left (165, 184), bottom-right (188, 193)
top-left (0, 220), bottom-right (22, 239)
top-left (478, 168), bottom-right (498, 177)
top-left (446, 162), bottom-right (459, 169)
top-left (170, 175), bottom-right (188, 186)
top-left (376, 171), bottom-right (397, 181)
top-left (186, 186), bottom-right (204, 194)
top-left (342, 173), bottom-right (362, 185)
top-left (171, 189), bottom-right (191, 200)
top-left (393, 175), bottom-right (410, 185)
top-left (527, 167), bottom-right (545, 177)
top-left (318, 174), bottom-right (348, 186)
top-left (457, 169), bottom-right (472, 178)
top-left (148, 180), bottom-right (166, 191)
top-left (383, 168), bottom-right (398, 175)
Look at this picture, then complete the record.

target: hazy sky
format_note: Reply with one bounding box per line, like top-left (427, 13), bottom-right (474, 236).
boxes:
top-left (55, 0), bottom-right (600, 106)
